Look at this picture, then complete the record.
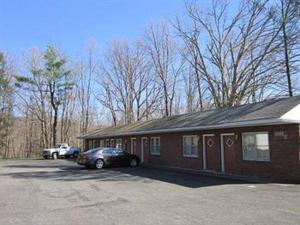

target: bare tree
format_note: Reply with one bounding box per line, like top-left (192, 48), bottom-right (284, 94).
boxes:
top-left (97, 38), bottom-right (159, 125)
top-left (97, 79), bottom-right (118, 126)
top-left (132, 40), bottom-right (161, 121)
top-left (76, 41), bottom-right (99, 133)
top-left (100, 39), bottom-right (134, 124)
top-left (183, 65), bottom-right (197, 113)
top-left (144, 22), bottom-right (185, 117)
top-left (0, 53), bottom-right (14, 157)
top-left (276, 0), bottom-right (300, 96)
top-left (60, 77), bottom-right (77, 143)
top-left (175, 0), bottom-right (285, 107)
top-left (174, 19), bottom-right (206, 111)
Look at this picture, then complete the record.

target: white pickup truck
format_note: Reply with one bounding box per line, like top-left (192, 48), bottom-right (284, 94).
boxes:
top-left (41, 143), bottom-right (81, 159)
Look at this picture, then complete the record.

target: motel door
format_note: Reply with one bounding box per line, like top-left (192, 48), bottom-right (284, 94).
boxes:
top-left (131, 138), bottom-right (137, 155)
top-left (141, 137), bottom-right (149, 163)
top-left (204, 135), bottom-right (218, 171)
top-left (222, 134), bottom-right (236, 174)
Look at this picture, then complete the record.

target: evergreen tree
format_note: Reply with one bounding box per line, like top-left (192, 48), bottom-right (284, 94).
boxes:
top-left (16, 46), bottom-right (72, 146)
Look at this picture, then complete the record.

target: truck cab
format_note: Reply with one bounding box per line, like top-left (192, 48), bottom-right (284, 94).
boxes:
top-left (42, 143), bottom-right (81, 159)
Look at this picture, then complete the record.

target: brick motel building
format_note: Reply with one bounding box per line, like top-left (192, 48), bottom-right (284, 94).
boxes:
top-left (79, 96), bottom-right (300, 182)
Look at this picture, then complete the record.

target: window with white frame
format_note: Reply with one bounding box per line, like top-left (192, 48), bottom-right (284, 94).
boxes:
top-left (183, 135), bottom-right (199, 157)
top-left (116, 139), bottom-right (122, 149)
top-left (242, 132), bottom-right (270, 161)
top-left (150, 137), bottom-right (160, 155)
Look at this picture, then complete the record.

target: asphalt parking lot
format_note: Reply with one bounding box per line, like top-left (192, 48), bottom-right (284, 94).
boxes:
top-left (0, 159), bottom-right (299, 225)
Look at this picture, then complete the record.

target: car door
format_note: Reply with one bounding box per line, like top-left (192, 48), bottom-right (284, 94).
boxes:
top-left (59, 145), bottom-right (68, 156)
top-left (113, 150), bottom-right (130, 166)
top-left (102, 149), bottom-right (114, 165)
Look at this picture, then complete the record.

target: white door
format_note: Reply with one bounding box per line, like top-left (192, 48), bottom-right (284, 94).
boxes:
top-left (59, 147), bottom-right (68, 156)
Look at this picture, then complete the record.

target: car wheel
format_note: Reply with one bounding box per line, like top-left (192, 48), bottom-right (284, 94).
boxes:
top-left (95, 159), bottom-right (104, 169)
top-left (130, 158), bottom-right (138, 167)
top-left (73, 152), bottom-right (79, 158)
top-left (52, 153), bottom-right (58, 160)
top-left (43, 156), bottom-right (48, 160)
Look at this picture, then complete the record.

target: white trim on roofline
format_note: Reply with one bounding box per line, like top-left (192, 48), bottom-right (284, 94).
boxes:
top-left (78, 117), bottom-right (300, 139)
top-left (281, 104), bottom-right (300, 121)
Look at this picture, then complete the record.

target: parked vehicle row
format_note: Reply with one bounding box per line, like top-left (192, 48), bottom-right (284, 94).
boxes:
top-left (41, 144), bottom-right (140, 169)
top-left (41, 143), bottom-right (81, 159)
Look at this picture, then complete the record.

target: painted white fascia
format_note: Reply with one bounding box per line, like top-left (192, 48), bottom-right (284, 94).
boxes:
top-left (280, 104), bottom-right (300, 122)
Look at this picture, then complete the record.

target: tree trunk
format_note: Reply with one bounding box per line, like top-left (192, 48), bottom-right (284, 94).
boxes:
top-left (52, 107), bottom-right (58, 146)
top-left (50, 83), bottom-right (58, 146)
top-left (163, 83), bottom-right (169, 117)
top-left (195, 68), bottom-right (203, 111)
top-left (282, 18), bottom-right (293, 97)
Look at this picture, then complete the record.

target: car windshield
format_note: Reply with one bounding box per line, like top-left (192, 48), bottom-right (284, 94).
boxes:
top-left (53, 144), bottom-right (61, 148)
top-left (112, 149), bottom-right (125, 155)
top-left (86, 147), bottom-right (103, 154)
top-left (102, 148), bottom-right (114, 154)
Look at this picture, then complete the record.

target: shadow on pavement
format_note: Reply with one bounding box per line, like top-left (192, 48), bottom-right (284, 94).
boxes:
top-left (1, 159), bottom-right (247, 188)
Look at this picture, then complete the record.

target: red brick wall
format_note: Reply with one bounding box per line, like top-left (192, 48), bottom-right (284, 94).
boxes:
top-left (233, 124), bottom-right (300, 181)
top-left (84, 124), bottom-right (300, 181)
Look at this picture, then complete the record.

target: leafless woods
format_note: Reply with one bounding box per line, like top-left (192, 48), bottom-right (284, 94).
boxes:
top-left (0, 0), bottom-right (299, 158)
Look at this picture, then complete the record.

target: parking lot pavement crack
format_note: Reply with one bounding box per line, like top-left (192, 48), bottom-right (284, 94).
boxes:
top-left (50, 197), bottom-right (130, 213)
top-left (89, 183), bottom-right (102, 192)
